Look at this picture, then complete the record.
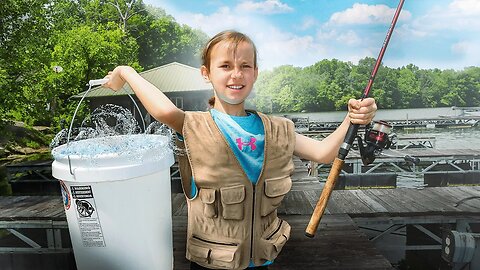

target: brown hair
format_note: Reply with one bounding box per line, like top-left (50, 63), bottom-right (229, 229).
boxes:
top-left (208, 96), bottom-right (215, 108)
top-left (201, 30), bottom-right (258, 70)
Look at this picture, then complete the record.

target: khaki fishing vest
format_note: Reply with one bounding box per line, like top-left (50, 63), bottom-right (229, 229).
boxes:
top-left (176, 110), bottom-right (296, 269)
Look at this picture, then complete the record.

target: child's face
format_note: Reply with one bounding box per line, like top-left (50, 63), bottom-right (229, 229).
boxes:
top-left (201, 40), bottom-right (258, 105)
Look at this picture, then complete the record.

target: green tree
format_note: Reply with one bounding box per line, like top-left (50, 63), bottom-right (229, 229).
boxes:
top-left (49, 24), bottom-right (141, 127)
top-left (253, 65), bottom-right (301, 112)
top-left (0, 0), bottom-right (53, 125)
top-left (397, 65), bottom-right (421, 108)
top-left (371, 66), bottom-right (397, 109)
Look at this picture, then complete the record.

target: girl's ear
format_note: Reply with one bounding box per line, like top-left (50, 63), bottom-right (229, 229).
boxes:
top-left (200, 66), bottom-right (210, 82)
top-left (254, 67), bottom-right (259, 81)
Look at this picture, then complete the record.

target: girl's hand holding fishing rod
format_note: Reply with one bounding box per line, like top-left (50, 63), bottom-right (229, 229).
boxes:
top-left (347, 97), bottom-right (377, 125)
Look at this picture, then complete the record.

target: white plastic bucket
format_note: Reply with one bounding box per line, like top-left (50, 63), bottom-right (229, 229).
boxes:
top-left (52, 134), bottom-right (174, 270)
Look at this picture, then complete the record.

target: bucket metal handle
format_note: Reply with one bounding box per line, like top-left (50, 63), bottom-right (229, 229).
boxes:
top-left (66, 79), bottom-right (146, 175)
top-left (67, 80), bottom-right (146, 143)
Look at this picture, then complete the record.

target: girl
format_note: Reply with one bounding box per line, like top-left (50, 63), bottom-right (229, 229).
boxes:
top-left (104, 30), bottom-right (376, 270)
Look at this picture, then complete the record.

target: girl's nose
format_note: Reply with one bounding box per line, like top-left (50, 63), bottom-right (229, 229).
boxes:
top-left (231, 67), bottom-right (243, 79)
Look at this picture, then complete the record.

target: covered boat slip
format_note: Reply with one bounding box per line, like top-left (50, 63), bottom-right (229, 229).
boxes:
top-left (2, 185), bottom-right (480, 269)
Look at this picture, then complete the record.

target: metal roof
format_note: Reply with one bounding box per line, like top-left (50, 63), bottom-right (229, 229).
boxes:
top-left (73, 62), bottom-right (212, 98)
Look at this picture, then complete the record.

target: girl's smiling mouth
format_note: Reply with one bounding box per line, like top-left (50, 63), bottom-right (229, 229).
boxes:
top-left (228, 85), bottom-right (244, 90)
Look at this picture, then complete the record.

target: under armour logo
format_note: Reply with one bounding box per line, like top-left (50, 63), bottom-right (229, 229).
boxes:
top-left (236, 137), bottom-right (257, 151)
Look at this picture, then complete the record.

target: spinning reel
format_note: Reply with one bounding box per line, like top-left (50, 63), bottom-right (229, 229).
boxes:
top-left (356, 120), bottom-right (420, 165)
top-left (356, 120), bottom-right (394, 165)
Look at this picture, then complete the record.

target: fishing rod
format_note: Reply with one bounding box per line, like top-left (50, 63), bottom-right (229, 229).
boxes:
top-left (305, 0), bottom-right (406, 238)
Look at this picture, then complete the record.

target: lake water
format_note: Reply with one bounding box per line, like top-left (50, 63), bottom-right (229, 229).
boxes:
top-left (285, 107), bottom-right (480, 150)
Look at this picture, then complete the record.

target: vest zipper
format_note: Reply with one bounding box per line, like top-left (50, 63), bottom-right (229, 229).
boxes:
top-left (192, 235), bottom-right (237, 246)
top-left (266, 220), bottom-right (283, 240)
top-left (250, 184), bottom-right (256, 262)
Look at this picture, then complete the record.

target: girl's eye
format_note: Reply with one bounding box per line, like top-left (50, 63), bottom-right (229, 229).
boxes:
top-left (220, 65), bottom-right (230, 68)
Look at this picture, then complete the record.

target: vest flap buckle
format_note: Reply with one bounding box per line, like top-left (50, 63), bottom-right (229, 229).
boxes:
top-left (220, 185), bottom-right (245, 204)
top-left (264, 176), bottom-right (292, 197)
top-left (199, 188), bottom-right (216, 204)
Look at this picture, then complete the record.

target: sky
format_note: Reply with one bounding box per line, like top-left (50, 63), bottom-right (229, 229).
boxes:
top-left (143, 0), bottom-right (480, 71)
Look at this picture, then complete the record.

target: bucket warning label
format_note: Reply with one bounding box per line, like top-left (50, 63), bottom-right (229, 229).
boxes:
top-left (71, 185), bottom-right (106, 247)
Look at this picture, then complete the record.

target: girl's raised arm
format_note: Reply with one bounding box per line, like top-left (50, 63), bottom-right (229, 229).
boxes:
top-left (294, 98), bottom-right (376, 164)
top-left (104, 66), bottom-right (185, 134)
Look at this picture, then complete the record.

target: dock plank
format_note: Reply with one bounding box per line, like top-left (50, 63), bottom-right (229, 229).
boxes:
top-left (364, 188), bottom-right (429, 214)
top-left (430, 187), bottom-right (479, 212)
top-left (348, 189), bottom-right (389, 213)
top-left (357, 189), bottom-right (407, 214)
top-left (171, 193), bottom-right (187, 216)
top-left (337, 190), bottom-right (376, 214)
top-left (281, 190), bottom-right (312, 215)
top-left (404, 188), bottom-right (459, 213)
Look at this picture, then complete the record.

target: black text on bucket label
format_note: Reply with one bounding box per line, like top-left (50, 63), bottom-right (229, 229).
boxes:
top-left (71, 185), bottom-right (106, 247)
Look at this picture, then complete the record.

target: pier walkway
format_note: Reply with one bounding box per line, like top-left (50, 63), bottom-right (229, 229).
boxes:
top-left (2, 184), bottom-right (480, 269)
top-left (345, 148), bottom-right (480, 174)
top-left (2, 155), bottom-right (480, 269)
top-left (294, 116), bottom-right (479, 131)
top-left (311, 148), bottom-right (480, 189)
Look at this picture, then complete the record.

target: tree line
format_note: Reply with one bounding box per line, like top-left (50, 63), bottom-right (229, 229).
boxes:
top-left (0, 0), bottom-right (208, 129)
top-left (250, 58), bottom-right (480, 113)
top-left (1, 0), bottom-right (479, 131)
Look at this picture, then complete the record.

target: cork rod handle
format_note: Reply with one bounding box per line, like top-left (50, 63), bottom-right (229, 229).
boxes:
top-left (305, 158), bottom-right (345, 237)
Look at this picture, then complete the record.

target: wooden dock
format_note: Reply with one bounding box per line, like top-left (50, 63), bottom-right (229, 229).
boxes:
top-left (2, 156), bottom-right (480, 269)
top-left (294, 116), bottom-right (479, 131)
top-left (2, 184), bottom-right (480, 269)
top-left (320, 148), bottom-right (480, 188)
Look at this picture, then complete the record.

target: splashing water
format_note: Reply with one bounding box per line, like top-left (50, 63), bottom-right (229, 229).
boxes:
top-left (51, 104), bottom-right (181, 166)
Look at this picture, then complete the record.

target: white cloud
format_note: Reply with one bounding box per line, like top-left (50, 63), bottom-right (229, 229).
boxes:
top-left (255, 32), bottom-right (329, 69)
top-left (236, 0), bottom-right (293, 14)
top-left (451, 41), bottom-right (470, 55)
top-left (399, 0), bottom-right (480, 69)
top-left (451, 40), bottom-right (480, 67)
top-left (172, 6), bottom-right (254, 36)
top-left (449, 0), bottom-right (480, 16)
top-left (299, 16), bottom-right (317, 31)
top-left (336, 30), bottom-right (361, 46)
top-left (411, 0), bottom-right (480, 32)
top-left (329, 3), bottom-right (411, 25)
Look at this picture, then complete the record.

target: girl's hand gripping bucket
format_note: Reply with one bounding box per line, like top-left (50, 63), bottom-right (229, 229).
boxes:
top-left (51, 82), bottom-right (174, 270)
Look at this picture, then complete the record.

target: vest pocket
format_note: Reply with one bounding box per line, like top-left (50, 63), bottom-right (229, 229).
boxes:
top-left (220, 185), bottom-right (245, 220)
top-left (259, 217), bottom-right (291, 261)
top-left (199, 188), bottom-right (217, 218)
top-left (188, 235), bottom-right (241, 269)
top-left (260, 176), bottom-right (292, 216)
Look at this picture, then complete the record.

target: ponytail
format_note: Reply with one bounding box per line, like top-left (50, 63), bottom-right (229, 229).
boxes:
top-left (208, 96), bottom-right (215, 108)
